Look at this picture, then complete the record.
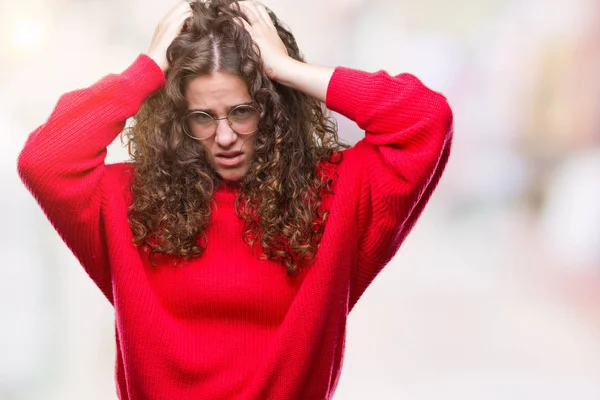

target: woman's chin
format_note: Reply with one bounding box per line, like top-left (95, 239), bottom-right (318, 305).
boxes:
top-left (216, 168), bottom-right (246, 183)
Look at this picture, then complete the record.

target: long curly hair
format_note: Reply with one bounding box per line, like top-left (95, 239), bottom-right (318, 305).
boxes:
top-left (125, 0), bottom-right (347, 272)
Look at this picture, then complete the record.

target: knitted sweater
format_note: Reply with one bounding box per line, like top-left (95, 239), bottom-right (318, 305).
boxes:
top-left (17, 54), bottom-right (453, 400)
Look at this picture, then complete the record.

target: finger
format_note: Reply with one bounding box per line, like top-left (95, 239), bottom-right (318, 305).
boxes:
top-left (163, 1), bottom-right (192, 23)
top-left (238, 1), bottom-right (265, 25)
top-left (167, 9), bottom-right (193, 32)
top-left (173, 2), bottom-right (194, 19)
top-left (256, 5), bottom-right (275, 28)
top-left (177, 0), bottom-right (193, 11)
top-left (233, 16), bottom-right (253, 35)
top-left (249, 3), bottom-right (269, 25)
top-left (178, 11), bottom-right (194, 31)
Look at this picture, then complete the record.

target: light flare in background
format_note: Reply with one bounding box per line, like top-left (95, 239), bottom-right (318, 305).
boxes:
top-left (10, 18), bottom-right (46, 51)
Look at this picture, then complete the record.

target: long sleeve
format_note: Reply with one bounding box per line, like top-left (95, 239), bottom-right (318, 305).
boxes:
top-left (325, 68), bottom-right (453, 306)
top-left (17, 54), bottom-right (165, 302)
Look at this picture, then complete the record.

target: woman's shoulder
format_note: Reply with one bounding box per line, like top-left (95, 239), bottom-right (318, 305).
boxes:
top-left (104, 162), bottom-right (136, 203)
top-left (106, 162), bottom-right (135, 181)
top-left (316, 151), bottom-right (343, 177)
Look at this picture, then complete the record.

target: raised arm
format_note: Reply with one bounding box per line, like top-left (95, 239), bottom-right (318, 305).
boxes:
top-left (235, 1), bottom-right (335, 102)
top-left (238, 2), bottom-right (453, 305)
top-left (17, 56), bottom-right (164, 301)
top-left (17, 2), bottom-right (191, 301)
top-left (327, 68), bottom-right (453, 306)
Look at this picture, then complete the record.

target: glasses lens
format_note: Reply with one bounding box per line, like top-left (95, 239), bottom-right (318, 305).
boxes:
top-left (185, 111), bottom-right (215, 139)
top-left (228, 105), bottom-right (260, 134)
top-left (184, 105), bottom-right (260, 139)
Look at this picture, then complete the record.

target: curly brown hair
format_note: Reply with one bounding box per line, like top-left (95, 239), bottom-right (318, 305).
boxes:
top-left (125, 0), bottom-right (347, 272)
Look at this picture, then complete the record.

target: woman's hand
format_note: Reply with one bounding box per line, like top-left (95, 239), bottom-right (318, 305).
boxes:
top-left (236, 2), bottom-right (334, 102)
top-left (146, 1), bottom-right (193, 72)
top-left (235, 1), bottom-right (292, 80)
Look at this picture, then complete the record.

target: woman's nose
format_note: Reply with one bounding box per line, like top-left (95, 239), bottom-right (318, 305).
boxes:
top-left (214, 118), bottom-right (237, 147)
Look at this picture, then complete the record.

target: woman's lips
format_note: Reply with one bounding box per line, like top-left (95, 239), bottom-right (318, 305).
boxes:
top-left (214, 152), bottom-right (244, 167)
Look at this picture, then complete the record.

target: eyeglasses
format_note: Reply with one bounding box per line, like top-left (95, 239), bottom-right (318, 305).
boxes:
top-left (183, 104), bottom-right (260, 140)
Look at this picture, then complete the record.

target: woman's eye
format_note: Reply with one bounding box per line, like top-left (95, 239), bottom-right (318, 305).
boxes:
top-left (231, 106), bottom-right (252, 117)
top-left (191, 113), bottom-right (213, 124)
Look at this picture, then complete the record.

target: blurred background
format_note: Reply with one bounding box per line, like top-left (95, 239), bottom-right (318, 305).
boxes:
top-left (2, 0), bottom-right (600, 399)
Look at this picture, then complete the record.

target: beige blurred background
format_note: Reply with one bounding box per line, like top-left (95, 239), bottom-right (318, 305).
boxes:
top-left (2, 0), bottom-right (600, 399)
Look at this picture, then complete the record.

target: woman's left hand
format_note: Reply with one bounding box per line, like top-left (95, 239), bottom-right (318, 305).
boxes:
top-left (234, 1), bottom-right (334, 102)
top-left (235, 1), bottom-right (292, 80)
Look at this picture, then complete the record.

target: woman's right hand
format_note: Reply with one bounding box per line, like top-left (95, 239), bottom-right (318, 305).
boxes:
top-left (146, 1), bottom-right (193, 72)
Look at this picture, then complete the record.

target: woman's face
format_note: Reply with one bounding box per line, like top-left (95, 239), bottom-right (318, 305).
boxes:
top-left (184, 71), bottom-right (257, 182)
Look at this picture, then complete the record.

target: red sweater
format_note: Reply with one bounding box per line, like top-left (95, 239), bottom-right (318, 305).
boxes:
top-left (18, 54), bottom-right (452, 400)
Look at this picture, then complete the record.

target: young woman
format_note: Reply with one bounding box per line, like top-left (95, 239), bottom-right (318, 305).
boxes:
top-left (17, 0), bottom-right (453, 398)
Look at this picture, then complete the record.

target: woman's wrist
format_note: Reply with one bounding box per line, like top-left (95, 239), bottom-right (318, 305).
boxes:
top-left (271, 58), bottom-right (335, 103)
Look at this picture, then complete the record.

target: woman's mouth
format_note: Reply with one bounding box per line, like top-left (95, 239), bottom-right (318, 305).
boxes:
top-left (214, 151), bottom-right (245, 167)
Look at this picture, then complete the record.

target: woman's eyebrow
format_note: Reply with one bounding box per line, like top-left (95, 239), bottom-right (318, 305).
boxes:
top-left (188, 102), bottom-right (253, 113)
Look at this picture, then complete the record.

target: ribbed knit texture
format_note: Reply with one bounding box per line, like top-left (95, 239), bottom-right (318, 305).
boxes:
top-left (17, 54), bottom-right (453, 400)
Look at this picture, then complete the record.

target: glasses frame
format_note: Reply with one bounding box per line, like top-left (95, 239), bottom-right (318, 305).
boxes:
top-left (183, 103), bottom-right (260, 141)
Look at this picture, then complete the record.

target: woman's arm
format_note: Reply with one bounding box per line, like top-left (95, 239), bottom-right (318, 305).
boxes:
top-left (235, 1), bottom-right (334, 102)
top-left (239, 2), bottom-right (453, 306)
top-left (17, 2), bottom-right (191, 301)
top-left (17, 56), bottom-right (165, 302)
top-left (327, 68), bottom-right (453, 306)
top-left (271, 60), bottom-right (334, 103)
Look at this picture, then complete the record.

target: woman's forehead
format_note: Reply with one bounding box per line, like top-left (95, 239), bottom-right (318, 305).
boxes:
top-left (185, 71), bottom-right (251, 111)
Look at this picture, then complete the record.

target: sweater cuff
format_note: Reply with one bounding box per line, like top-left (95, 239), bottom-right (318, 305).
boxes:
top-left (120, 54), bottom-right (166, 104)
top-left (325, 67), bottom-right (369, 122)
